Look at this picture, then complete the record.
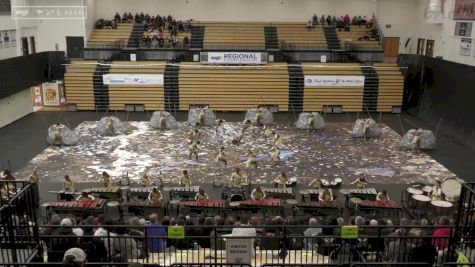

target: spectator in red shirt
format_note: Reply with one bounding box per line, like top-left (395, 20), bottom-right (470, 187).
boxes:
top-left (432, 216), bottom-right (453, 251)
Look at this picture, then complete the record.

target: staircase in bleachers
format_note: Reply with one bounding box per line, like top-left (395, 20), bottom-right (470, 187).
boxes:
top-left (127, 23), bottom-right (143, 48)
top-left (361, 66), bottom-right (379, 112)
top-left (323, 27), bottom-right (341, 50)
top-left (190, 25), bottom-right (205, 50)
top-left (164, 64), bottom-right (180, 112)
top-left (93, 63), bottom-right (110, 112)
top-left (287, 64), bottom-right (304, 113)
top-left (264, 26), bottom-right (279, 50)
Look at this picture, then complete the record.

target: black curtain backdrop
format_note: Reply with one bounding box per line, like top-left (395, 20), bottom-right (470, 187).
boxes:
top-left (0, 51), bottom-right (65, 99)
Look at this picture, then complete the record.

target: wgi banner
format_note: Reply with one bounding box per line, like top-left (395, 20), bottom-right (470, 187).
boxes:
top-left (103, 74), bottom-right (164, 85)
top-left (305, 75), bottom-right (365, 87)
top-left (207, 52), bottom-right (262, 64)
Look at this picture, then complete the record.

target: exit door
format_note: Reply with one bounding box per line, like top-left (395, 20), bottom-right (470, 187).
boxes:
top-left (66, 36), bottom-right (84, 58)
top-left (426, 40), bottom-right (435, 57)
top-left (383, 37), bottom-right (400, 57)
top-left (21, 37), bottom-right (29, 56)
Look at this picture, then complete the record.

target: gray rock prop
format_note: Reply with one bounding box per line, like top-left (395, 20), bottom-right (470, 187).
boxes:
top-left (295, 112), bottom-right (325, 130)
top-left (150, 111), bottom-right (178, 130)
top-left (96, 116), bottom-right (130, 136)
top-left (187, 108), bottom-right (217, 126)
top-left (243, 108), bottom-right (274, 125)
top-left (400, 129), bottom-right (437, 150)
top-left (47, 124), bottom-right (79, 146)
top-left (351, 118), bottom-right (382, 138)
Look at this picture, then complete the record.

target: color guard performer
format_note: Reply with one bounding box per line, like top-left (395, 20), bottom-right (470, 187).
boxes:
top-left (232, 133), bottom-right (243, 145)
top-left (106, 116), bottom-right (114, 135)
top-left (140, 173), bottom-right (153, 187)
top-left (215, 119), bottom-right (225, 135)
top-left (231, 167), bottom-right (243, 185)
top-left (309, 177), bottom-right (323, 189)
top-left (245, 150), bottom-right (258, 169)
top-left (412, 128), bottom-right (423, 151)
top-left (53, 123), bottom-right (63, 145)
top-left (101, 171), bottom-right (113, 188)
top-left (195, 189), bottom-right (209, 201)
top-left (64, 175), bottom-right (74, 192)
top-left (180, 170), bottom-right (192, 187)
top-left (159, 112), bottom-right (167, 130)
top-left (198, 109), bottom-right (207, 125)
top-left (274, 171), bottom-right (288, 188)
top-left (376, 190), bottom-right (390, 202)
top-left (307, 114), bottom-right (315, 132)
top-left (263, 125), bottom-right (271, 138)
top-left (251, 186), bottom-right (266, 200)
top-left (148, 187), bottom-right (163, 205)
top-left (350, 173), bottom-right (371, 189)
top-left (363, 119), bottom-right (371, 140)
top-left (188, 141), bottom-right (200, 160)
top-left (188, 129), bottom-right (199, 144)
top-left (319, 188), bottom-right (334, 202)
top-left (273, 133), bottom-right (283, 148)
top-left (77, 191), bottom-right (95, 201)
top-left (215, 146), bottom-right (227, 168)
top-left (255, 109), bottom-right (263, 127)
top-left (242, 120), bottom-right (252, 134)
top-left (271, 146), bottom-right (280, 162)
top-left (430, 179), bottom-right (443, 201)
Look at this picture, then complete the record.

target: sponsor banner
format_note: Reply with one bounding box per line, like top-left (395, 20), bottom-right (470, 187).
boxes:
top-left (103, 74), bottom-right (164, 85)
top-left (207, 52), bottom-right (262, 64)
top-left (226, 238), bottom-right (252, 264)
top-left (305, 75), bottom-right (365, 87)
top-left (42, 82), bottom-right (60, 106)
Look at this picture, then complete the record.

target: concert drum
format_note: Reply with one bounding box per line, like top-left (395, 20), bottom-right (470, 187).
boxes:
top-left (441, 178), bottom-right (462, 202)
top-left (431, 200), bottom-right (453, 217)
top-left (411, 194), bottom-right (431, 210)
top-left (229, 194), bottom-right (243, 202)
top-left (421, 186), bottom-right (432, 196)
top-left (407, 188), bottom-right (423, 207)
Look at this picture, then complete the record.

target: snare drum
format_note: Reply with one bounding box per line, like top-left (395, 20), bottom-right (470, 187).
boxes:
top-left (331, 178), bottom-right (343, 187)
top-left (350, 197), bottom-right (362, 205)
top-left (441, 178), bottom-right (462, 202)
top-left (431, 200), bottom-right (453, 217)
top-left (411, 194), bottom-right (431, 210)
top-left (407, 188), bottom-right (423, 196)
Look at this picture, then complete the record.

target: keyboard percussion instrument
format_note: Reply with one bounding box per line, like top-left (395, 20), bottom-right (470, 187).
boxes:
top-left (348, 188), bottom-right (377, 200)
top-left (262, 187), bottom-right (293, 200)
top-left (82, 186), bottom-right (121, 200)
top-left (121, 200), bottom-right (166, 216)
top-left (178, 199), bottom-right (225, 215)
top-left (44, 199), bottom-right (106, 217)
top-left (48, 190), bottom-right (80, 201)
top-left (166, 186), bottom-right (200, 200)
top-left (229, 199), bottom-right (282, 216)
top-left (293, 200), bottom-right (342, 217)
top-left (358, 200), bottom-right (402, 220)
top-left (128, 187), bottom-right (154, 200)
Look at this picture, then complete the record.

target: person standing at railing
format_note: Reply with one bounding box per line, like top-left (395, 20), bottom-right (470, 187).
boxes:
top-left (303, 217), bottom-right (322, 250)
top-left (146, 213), bottom-right (167, 253)
top-left (62, 247), bottom-right (87, 267)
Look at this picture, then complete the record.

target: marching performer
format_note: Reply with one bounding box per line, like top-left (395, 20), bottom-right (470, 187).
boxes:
top-left (350, 173), bottom-right (371, 189)
top-left (231, 167), bottom-right (243, 185)
top-left (64, 175), bottom-right (74, 192)
top-left (188, 129), bottom-right (199, 144)
top-left (363, 118), bottom-right (371, 139)
top-left (255, 109), bottom-right (263, 127)
top-left (215, 119), bottom-right (225, 135)
top-left (159, 112), bottom-right (167, 130)
top-left (251, 186), bottom-right (266, 200)
top-left (271, 146), bottom-right (281, 162)
top-left (263, 125), bottom-right (271, 138)
top-left (319, 188), bottom-right (334, 202)
top-left (215, 146), bottom-right (227, 168)
top-left (101, 171), bottom-right (113, 188)
top-left (232, 133), bottom-right (243, 145)
top-left (376, 190), bottom-right (390, 202)
top-left (412, 128), bottom-right (423, 151)
top-left (307, 114), bottom-right (315, 132)
top-left (188, 141), bottom-right (200, 160)
top-left (274, 171), bottom-right (288, 188)
top-left (309, 177), bottom-right (323, 189)
top-left (148, 187), bottom-right (163, 205)
top-left (273, 133), bottom-right (283, 148)
top-left (106, 116), bottom-right (114, 135)
top-left (430, 179), bottom-right (443, 201)
top-left (140, 173), bottom-right (153, 187)
top-left (245, 151), bottom-right (258, 169)
top-left (180, 170), bottom-right (192, 187)
top-left (195, 188), bottom-right (209, 201)
top-left (242, 120), bottom-right (252, 134)
top-left (53, 123), bottom-right (63, 145)
top-left (199, 109), bottom-right (207, 125)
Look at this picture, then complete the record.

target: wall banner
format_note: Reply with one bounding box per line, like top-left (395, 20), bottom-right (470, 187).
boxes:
top-left (460, 38), bottom-right (472, 56)
top-left (102, 74), bottom-right (164, 85)
top-left (305, 75), bottom-right (365, 87)
top-left (207, 52), bottom-right (262, 64)
top-left (42, 82), bottom-right (60, 106)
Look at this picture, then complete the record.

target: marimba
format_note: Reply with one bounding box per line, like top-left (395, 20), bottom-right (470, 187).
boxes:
top-left (128, 187), bottom-right (154, 200)
top-left (48, 190), bottom-right (80, 201)
top-left (262, 187), bottom-right (293, 200)
top-left (304, 189), bottom-right (324, 202)
top-left (121, 200), bottom-right (166, 217)
top-left (229, 199), bottom-right (282, 216)
top-left (349, 188), bottom-right (377, 200)
top-left (358, 200), bottom-right (401, 220)
top-left (44, 199), bottom-right (105, 217)
top-left (293, 201), bottom-right (342, 217)
top-left (179, 199), bottom-right (225, 215)
top-left (169, 186), bottom-right (199, 200)
top-left (83, 186), bottom-right (121, 200)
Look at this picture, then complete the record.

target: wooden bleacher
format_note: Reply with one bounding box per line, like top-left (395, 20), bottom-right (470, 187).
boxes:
top-left (108, 61), bottom-right (166, 111)
top-left (302, 63), bottom-right (364, 112)
top-left (275, 23), bottom-right (327, 49)
top-left (374, 63), bottom-right (404, 112)
top-left (201, 22), bottom-right (265, 50)
top-left (336, 27), bottom-right (381, 50)
top-left (178, 62), bottom-right (289, 111)
top-left (64, 61), bottom-right (97, 110)
top-left (87, 23), bottom-right (134, 47)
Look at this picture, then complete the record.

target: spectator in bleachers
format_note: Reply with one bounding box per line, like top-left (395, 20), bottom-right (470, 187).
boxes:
top-left (358, 15), bottom-right (364, 27)
top-left (326, 15), bottom-right (332, 26)
top-left (410, 237), bottom-right (438, 266)
top-left (114, 12), bottom-right (121, 23)
top-left (332, 16), bottom-right (337, 26)
top-left (62, 247), bottom-right (87, 267)
top-left (312, 14), bottom-right (318, 25)
top-left (134, 13), bottom-right (140, 23)
top-left (146, 213), bottom-right (166, 253)
top-left (303, 217), bottom-right (321, 249)
top-left (139, 12), bottom-right (145, 23)
top-left (307, 20), bottom-right (313, 31)
top-left (320, 15), bottom-right (326, 25)
top-left (183, 36), bottom-right (189, 49)
top-left (352, 16), bottom-right (358, 25)
top-left (343, 14), bottom-right (350, 27)
top-left (127, 12), bottom-right (133, 22)
top-left (122, 12), bottom-right (128, 23)
top-left (432, 216), bottom-right (452, 251)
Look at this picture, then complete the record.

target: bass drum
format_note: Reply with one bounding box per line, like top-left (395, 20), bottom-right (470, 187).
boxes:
top-left (229, 194), bottom-right (243, 202)
top-left (441, 177), bottom-right (462, 202)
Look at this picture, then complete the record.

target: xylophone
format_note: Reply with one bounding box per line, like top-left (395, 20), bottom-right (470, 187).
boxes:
top-left (294, 201), bottom-right (342, 217)
top-left (305, 189), bottom-right (324, 202)
top-left (236, 199), bottom-right (282, 207)
top-left (121, 200), bottom-right (166, 217)
top-left (230, 199), bottom-right (283, 217)
top-left (349, 188), bottom-right (377, 200)
top-left (128, 187), bottom-right (154, 200)
top-left (83, 186), bottom-right (121, 200)
top-left (357, 200), bottom-right (401, 220)
top-left (45, 199), bottom-right (105, 217)
top-left (48, 190), bottom-right (80, 201)
top-left (178, 199), bottom-right (225, 216)
top-left (262, 187), bottom-right (294, 200)
top-left (169, 186), bottom-right (200, 200)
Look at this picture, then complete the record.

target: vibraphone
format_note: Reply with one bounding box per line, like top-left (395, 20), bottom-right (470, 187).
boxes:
top-left (83, 186), bottom-right (121, 200)
top-left (294, 201), bottom-right (342, 217)
top-left (128, 187), bottom-right (154, 200)
top-left (45, 200), bottom-right (105, 217)
top-left (121, 200), bottom-right (166, 217)
top-left (179, 199), bottom-right (225, 215)
top-left (170, 186), bottom-right (200, 200)
top-left (357, 200), bottom-right (401, 220)
top-left (230, 199), bottom-right (282, 216)
top-left (262, 187), bottom-right (294, 200)
top-left (349, 188), bottom-right (377, 200)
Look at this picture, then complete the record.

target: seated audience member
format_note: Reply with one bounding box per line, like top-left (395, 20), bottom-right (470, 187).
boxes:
top-left (307, 20), bottom-right (313, 31)
top-left (49, 218), bottom-right (79, 262)
top-left (410, 237), bottom-right (438, 266)
top-left (114, 12), bottom-right (121, 23)
top-left (304, 217), bottom-right (322, 250)
top-left (121, 12), bottom-right (128, 23)
top-left (326, 15), bottom-right (332, 26)
top-left (320, 15), bottom-right (325, 25)
top-left (112, 226), bottom-right (138, 262)
top-left (183, 36), bottom-right (189, 48)
top-left (146, 213), bottom-right (166, 253)
top-left (432, 216), bottom-right (452, 251)
top-left (62, 248), bottom-right (87, 267)
top-left (312, 14), bottom-right (318, 25)
top-left (127, 12), bottom-right (133, 22)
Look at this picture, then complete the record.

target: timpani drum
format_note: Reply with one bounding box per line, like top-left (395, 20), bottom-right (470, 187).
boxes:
top-left (431, 200), bottom-right (453, 217)
top-left (441, 178), bottom-right (462, 202)
top-left (422, 186), bottom-right (432, 196)
top-left (407, 188), bottom-right (423, 207)
top-left (411, 194), bottom-right (431, 211)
